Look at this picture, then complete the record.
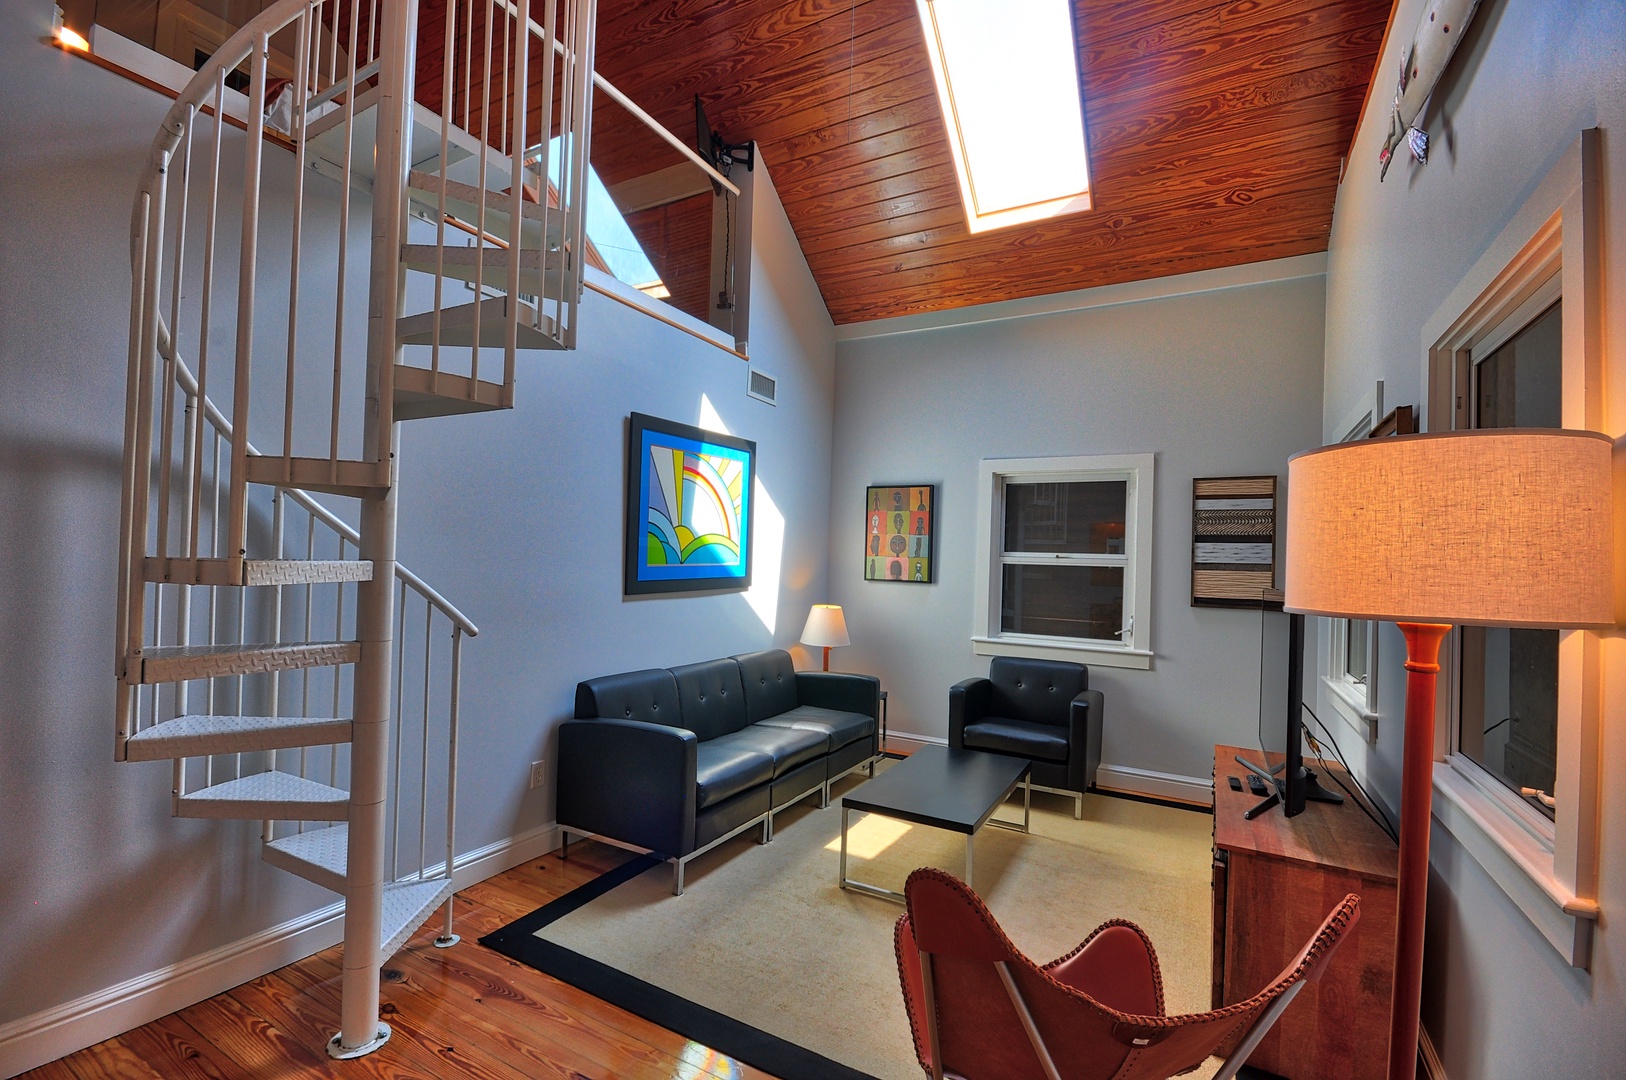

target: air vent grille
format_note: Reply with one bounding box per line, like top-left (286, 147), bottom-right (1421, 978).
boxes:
top-left (748, 367), bottom-right (777, 405)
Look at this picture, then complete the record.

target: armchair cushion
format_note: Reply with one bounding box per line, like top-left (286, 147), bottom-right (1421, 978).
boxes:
top-left (671, 658), bottom-right (750, 741)
top-left (694, 741), bottom-right (775, 808)
top-left (988, 656), bottom-right (1087, 727)
top-left (756, 705), bottom-right (874, 753)
top-left (961, 716), bottom-right (1070, 763)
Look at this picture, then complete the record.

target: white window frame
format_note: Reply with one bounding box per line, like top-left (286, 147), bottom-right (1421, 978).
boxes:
top-left (1318, 387), bottom-right (1383, 742)
top-left (1420, 129), bottom-right (1603, 968)
top-left (972, 454), bottom-right (1154, 670)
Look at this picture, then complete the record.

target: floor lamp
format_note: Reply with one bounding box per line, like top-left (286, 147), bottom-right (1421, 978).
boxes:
top-left (1283, 429), bottom-right (1615, 1080)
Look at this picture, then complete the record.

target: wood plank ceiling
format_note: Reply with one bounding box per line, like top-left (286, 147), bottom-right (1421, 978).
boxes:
top-left (587, 0), bottom-right (1393, 325)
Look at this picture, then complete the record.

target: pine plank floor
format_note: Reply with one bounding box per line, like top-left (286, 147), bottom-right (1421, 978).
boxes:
top-left (21, 840), bottom-right (780, 1080)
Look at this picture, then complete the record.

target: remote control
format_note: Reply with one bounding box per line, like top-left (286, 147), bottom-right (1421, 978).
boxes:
top-left (1228, 776), bottom-right (1243, 792)
top-left (1247, 774), bottom-right (1269, 796)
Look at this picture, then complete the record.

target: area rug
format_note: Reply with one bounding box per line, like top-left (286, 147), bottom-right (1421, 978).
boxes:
top-left (482, 763), bottom-right (1219, 1080)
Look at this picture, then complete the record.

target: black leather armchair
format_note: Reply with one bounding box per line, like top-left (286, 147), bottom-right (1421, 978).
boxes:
top-left (949, 657), bottom-right (1103, 819)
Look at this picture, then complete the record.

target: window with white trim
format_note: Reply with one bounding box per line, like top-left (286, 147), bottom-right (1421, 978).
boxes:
top-left (1421, 129), bottom-right (1602, 967)
top-left (1319, 395), bottom-right (1380, 740)
top-left (973, 455), bottom-right (1154, 670)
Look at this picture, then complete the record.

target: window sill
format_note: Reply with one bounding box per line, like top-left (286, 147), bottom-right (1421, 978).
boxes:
top-left (971, 636), bottom-right (1152, 670)
top-left (1432, 762), bottom-right (1596, 967)
top-left (1321, 676), bottom-right (1377, 742)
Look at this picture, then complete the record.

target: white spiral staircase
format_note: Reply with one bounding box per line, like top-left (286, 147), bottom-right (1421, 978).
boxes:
top-left (118, 0), bottom-right (596, 1057)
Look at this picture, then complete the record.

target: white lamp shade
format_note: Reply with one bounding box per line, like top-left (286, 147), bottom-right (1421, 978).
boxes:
top-left (1284, 429), bottom-right (1615, 628)
top-left (800, 604), bottom-right (851, 648)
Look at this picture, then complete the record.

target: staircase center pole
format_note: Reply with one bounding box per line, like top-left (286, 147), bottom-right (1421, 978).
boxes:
top-left (334, 0), bottom-right (416, 1058)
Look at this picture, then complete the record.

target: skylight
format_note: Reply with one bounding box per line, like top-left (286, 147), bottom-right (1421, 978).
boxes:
top-left (544, 135), bottom-right (666, 295)
top-left (916, 0), bottom-right (1092, 233)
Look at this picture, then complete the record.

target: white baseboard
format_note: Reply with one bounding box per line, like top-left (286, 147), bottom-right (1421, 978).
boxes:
top-left (884, 732), bottom-right (1214, 808)
top-left (0, 821), bottom-right (562, 1079)
top-left (1095, 763), bottom-right (1213, 807)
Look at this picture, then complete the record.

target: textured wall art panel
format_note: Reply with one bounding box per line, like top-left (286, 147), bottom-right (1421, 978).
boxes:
top-left (1191, 476), bottom-right (1277, 608)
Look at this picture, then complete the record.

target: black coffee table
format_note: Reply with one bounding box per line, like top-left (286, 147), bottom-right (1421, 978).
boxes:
top-left (838, 745), bottom-right (1031, 902)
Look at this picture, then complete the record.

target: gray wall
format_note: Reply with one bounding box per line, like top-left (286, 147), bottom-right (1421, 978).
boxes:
top-left (829, 273), bottom-right (1326, 785)
top-left (1321, 0), bottom-right (1626, 1076)
top-left (0, 0), bottom-right (835, 1033)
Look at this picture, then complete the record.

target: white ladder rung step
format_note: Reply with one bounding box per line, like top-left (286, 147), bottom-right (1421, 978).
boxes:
top-left (125, 714), bottom-right (351, 761)
top-left (399, 244), bottom-right (575, 297)
top-left (133, 641), bottom-right (361, 685)
top-left (406, 170), bottom-right (565, 249)
top-left (381, 878), bottom-right (455, 959)
top-left (391, 366), bottom-right (508, 422)
top-left (176, 770), bottom-right (349, 821)
top-left (263, 824), bottom-right (349, 892)
top-left (144, 557), bottom-right (373, 586)
top-left (397, 297), bottom-right (565, 351)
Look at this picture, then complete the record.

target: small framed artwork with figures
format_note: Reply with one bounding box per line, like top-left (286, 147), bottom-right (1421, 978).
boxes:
top-left (865, 484), bottom-right (935, 583)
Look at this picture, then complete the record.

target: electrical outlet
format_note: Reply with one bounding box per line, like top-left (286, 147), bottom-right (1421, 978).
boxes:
top-left (529, 760), bottom-right (546, 790)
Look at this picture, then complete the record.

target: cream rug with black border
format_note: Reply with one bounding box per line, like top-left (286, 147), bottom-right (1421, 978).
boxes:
top-left (482, 761), bottom-right (1223, 1080)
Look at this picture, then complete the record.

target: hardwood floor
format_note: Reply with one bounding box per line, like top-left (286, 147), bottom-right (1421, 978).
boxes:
top-left (20, 841), bottom-right (780, 1080)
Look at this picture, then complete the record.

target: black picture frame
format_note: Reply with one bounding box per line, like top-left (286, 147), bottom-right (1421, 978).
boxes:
top-left (624, 413), bottom-right (757, 596)
top-left (865, 484), bottom-right (936, 583)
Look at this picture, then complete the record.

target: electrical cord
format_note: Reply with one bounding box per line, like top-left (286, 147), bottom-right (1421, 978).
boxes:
top-left (1301, 707), bottom-right (1399, 844)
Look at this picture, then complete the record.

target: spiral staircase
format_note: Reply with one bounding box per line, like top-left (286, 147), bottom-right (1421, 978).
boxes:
top-left (117, 0), bottom-right (595, 1057)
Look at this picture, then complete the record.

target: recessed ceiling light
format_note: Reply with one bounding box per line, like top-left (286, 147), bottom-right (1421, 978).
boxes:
top-left (916, 0), bottom-right (1092, 234)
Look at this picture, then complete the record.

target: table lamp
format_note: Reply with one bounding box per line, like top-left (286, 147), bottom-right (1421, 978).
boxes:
top-left (1284, 429), bottom-right (1615, 1080)
top-left (800, 604), bottom-right (850, 671)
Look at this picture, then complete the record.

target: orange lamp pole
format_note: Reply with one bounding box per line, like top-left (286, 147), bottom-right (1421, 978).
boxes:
top-left (1389, 622), bottom-right (1450, 1080)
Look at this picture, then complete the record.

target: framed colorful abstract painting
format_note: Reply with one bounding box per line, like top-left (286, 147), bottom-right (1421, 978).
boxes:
top-left (624, 413), bottom-right (756, 595)
top-left (865, 484), bottom-right (935, 583)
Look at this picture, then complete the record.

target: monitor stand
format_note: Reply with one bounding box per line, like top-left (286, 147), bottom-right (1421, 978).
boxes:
top-left (1234, 754), bottom-right (1345, 819)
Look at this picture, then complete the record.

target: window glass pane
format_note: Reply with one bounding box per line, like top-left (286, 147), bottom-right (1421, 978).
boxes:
top-left (1003, 481), bottom-right (1126, 554)
top-left (1460, 299), bottom-right (1560, 818)
top-left (1345, 619), bottom-right (1369, 683)
top-left (1475, 301), bottom-right (1562, 428)
top-left (1458, 627), bottom-right (1559, 819)
top-left (1000, 564), bottom-right (1123, 640)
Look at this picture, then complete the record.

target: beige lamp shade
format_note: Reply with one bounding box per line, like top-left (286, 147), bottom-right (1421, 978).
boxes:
top-left (1284, 429), bottom-right (1615, 628)
top-left (800, 604), bottom-right (851, 648)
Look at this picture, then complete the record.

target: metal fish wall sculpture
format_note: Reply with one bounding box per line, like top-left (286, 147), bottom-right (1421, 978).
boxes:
top-left (1379, 0), bottom-right (1484, 180)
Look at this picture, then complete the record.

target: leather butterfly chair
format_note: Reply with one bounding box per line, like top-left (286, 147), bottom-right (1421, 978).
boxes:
top-left (894, 868), bottom-right (1360, 1080)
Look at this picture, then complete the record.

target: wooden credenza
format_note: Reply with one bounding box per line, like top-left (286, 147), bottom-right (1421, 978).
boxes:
top-left (1212, 746), bottom-right (1399, 1080)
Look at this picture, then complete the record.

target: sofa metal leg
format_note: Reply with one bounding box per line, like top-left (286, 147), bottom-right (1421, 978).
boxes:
top-left (673, 860), bottom-right (685, 896)
top-left (868, 757), bottom-right (877, 778)
top-left (820, 782), bottom-right (830, 809)
top-left (1074, 792), bottom-right (1084, 820)
top-left (559, 828), bottom-right (571, 860)
top-left (761, 814), bottom-right (773, 844)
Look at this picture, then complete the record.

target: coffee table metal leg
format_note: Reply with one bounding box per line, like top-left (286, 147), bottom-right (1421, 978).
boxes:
top-left (839, 806), bottom-right (849, 888)
top-left (965, 833), bottom-right (974, 888)
top-left (1024, 775), bottom-right (1032, 833)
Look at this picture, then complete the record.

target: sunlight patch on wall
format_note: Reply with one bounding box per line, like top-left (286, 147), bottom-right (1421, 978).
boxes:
top-left (699, 395), bottom-right (783, 633)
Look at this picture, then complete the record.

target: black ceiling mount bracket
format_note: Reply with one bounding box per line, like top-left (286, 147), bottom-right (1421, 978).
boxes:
top-left (695, 94), bottom-right (754, 194)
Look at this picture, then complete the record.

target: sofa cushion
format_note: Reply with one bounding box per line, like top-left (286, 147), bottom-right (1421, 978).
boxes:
top-left (713, 724), bottom-right (829, 777)
top-left (962, 716), bottom-right (1070, 763)
top-left (574, 668), bottom-right (683, 729)
top-left (733, 649), bottom-right (800, 723)
top-left (671, 658), bottom-right (750, 741)
top-left (756, 705), bottom-right (874, 753)
top-left (694, 741), bottom-right (775, 808)
top-left (988, 657), bottom-right (1086, 728)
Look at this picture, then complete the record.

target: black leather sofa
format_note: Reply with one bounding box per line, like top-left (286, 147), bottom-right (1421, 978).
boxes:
top-left (949, 656), bottom-right (1104, 819)
top-left (558, 649), bottom-right (880, 893)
